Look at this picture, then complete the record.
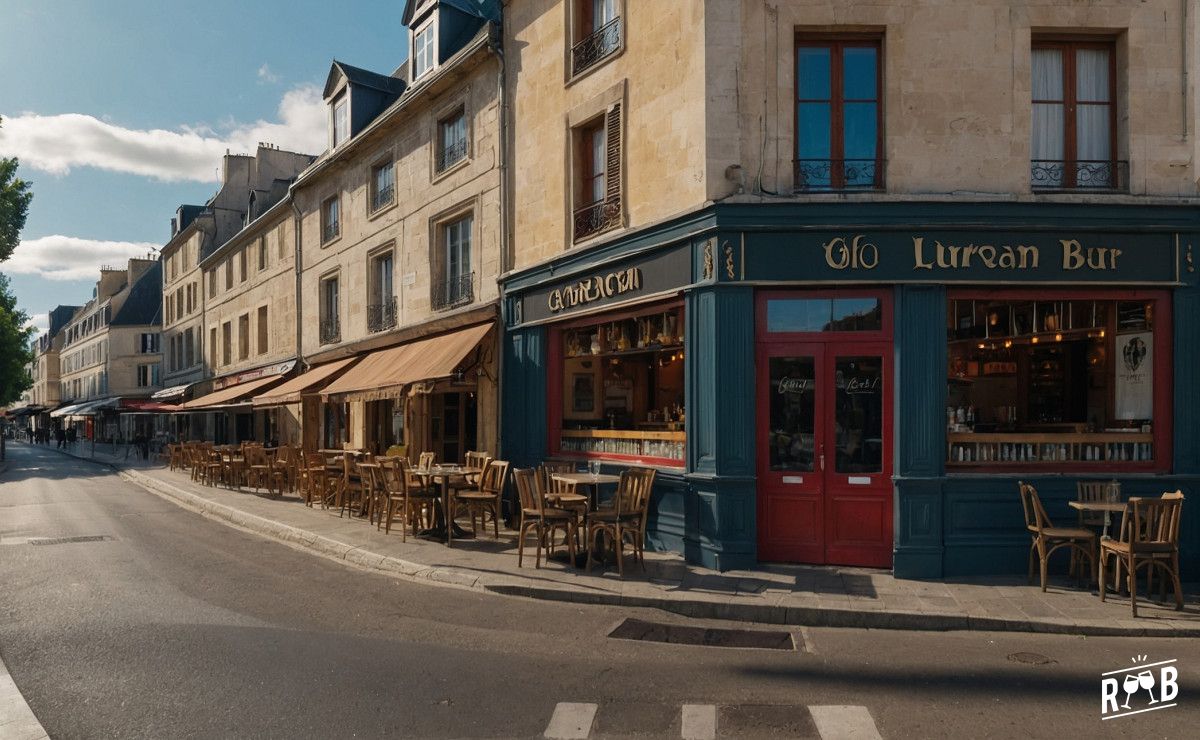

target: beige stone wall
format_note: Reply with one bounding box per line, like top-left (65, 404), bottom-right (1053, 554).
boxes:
top-left (713, 0), bottom-right (1197, 201)
top-left (162, 229), bottom-right (206, 385)
top-left (505, 0), bottom-right (709, 271)
top-left (295, 51), bottom-right (503, 359)
top-left (107, 326), bottom-right (163, 396)
top-left (201, 212), bottom-right (297, 378)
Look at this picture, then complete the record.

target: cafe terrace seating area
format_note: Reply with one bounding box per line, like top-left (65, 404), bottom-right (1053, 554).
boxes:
top-left (166, 442), bottom-right (657, 577)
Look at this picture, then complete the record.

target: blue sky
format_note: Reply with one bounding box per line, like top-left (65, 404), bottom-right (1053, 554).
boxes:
top-left (0, 0), bottom-right (409, 332)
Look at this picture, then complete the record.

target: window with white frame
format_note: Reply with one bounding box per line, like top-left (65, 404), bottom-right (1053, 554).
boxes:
top-left (139, 333), bottom-right (160, 353)
top-left (332, 92), bottom-right (349, 148)
top-left (413, 23), bottom-right (435, 80)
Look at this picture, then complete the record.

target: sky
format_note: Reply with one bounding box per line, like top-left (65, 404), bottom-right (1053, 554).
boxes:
top-left (0, 0), bottom-right (409, 334)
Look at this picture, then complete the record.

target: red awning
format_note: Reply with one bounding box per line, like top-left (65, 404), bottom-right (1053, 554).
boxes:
top-left (120, 399), bottom-right (179, 413)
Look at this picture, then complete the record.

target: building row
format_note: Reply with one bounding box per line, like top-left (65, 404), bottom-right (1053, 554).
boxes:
top-left (9, 0), bottom-right (1200, 578)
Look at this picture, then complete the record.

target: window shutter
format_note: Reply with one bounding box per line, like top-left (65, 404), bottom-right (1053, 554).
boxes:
top-left (605, 103), bottom-right (622, 202)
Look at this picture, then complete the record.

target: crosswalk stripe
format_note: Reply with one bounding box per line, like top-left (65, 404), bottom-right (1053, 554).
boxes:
top-left (809, 705), bottom-right (883, 740)
top-left (544, 702), bottom-right (598, 739)
top-left (680, 704), bottom-right (717, 739)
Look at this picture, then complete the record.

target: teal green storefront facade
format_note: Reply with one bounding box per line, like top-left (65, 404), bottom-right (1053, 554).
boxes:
top-left (500, 202), bottom-right (1199, 578)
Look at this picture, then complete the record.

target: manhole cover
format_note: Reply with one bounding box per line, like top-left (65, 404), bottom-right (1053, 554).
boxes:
top-left (609, 618), bottom-right (797, 651)
top-left (1007, 651), bottom-right (1056, 665)
top-left (28, 535), bottom-right (114, 546)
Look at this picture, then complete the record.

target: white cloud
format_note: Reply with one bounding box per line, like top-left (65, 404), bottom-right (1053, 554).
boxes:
top-left (0, 84), bottom-right (326, 183)
top-left (6, 235), bottom-right (159, 281)
top-left (257, 63), bottom-right (281, 84)
top-left (24, 314), bottom-right (49, 334)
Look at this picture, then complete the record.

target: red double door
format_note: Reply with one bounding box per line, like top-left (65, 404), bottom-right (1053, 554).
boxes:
top-left (756, 340), bottom-right (894, 568)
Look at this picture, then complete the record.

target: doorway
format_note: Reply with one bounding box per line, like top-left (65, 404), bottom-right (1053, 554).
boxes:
top-left (755, 292), bottom-right (893, 567)
top-left (431, 391), bottom-right (477, 464)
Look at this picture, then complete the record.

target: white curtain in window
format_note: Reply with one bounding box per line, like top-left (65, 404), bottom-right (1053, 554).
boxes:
top-left (1075, 48), bottom-right (1111, 185)
top-left (1031, 48), bottom-right (1064, 185)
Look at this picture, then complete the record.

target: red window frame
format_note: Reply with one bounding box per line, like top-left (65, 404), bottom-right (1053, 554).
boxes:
top-left (794, 36), bottom-right (884, 190)
top-left (945, 288), bottom-right (1171, 474)
top-left (1031, 38), bottom-right (1118, 190)
top-left (547, 299), bottom-right (686, 469)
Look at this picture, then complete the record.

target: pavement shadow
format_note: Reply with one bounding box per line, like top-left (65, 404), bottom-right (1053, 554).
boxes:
top-left (0, 444), bottom-right (122, 483)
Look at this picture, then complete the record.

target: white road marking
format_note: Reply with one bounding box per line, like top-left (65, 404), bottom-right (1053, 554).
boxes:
top-left (681, 704), bottom-right (717, 739)
top-left (809, 705), bottom-right (882, 740)
top-left (0, 654), bottom-right (49, 740)
top-left (544, 702), bottom-right (598, 739)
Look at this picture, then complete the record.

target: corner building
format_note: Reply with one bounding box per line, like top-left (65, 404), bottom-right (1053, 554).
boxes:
top-left (498, 0), bottom-right (1200, 574)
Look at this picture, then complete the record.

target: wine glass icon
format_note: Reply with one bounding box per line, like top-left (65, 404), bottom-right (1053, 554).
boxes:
top-left (1121, 673), bottom-right (1141, 709)
top-left (1138, 669), bottom-right (1158, 704)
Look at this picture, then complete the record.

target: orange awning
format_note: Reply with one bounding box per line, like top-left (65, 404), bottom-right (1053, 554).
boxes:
top-left (321, 323), bottom-right (492, 403)
top-left (252, 357), bottom-right (361, 407)
top-left (180, 374), bottom-right (284, 410)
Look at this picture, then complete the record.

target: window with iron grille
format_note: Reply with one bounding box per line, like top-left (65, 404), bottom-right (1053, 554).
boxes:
top-left (368, 251), bottom-right (396, 332)
top-left (320, 275), bottom-right (341, 344)
top-left (572, 0), bottom-right (622, 77)
top-left (321, 196), bottom-right (340, 244)
top-left (1031, 39), bottom-right (1121, 191)
top-left (794, 38), bottom-right (883, 191)
top-left (434, 215), bottom-right (473, 310)
top-left (371, 159), bottom-right (395, 212)
top-left (572, 104), bottom-right (622, 242)
top-left (437, 109), bottom-right (467, 172)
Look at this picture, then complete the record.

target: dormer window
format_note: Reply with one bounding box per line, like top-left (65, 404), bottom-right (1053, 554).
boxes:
top-left (413, 22), bottom-right (436, 80)
top-left (331, 92), bottom-right (349, 148)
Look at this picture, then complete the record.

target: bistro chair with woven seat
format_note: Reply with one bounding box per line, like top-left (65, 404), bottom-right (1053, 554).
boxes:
top-left (454, 460), bottom-right (510, 538)
top-left (587, 469), bottom-right (656, 576)
top-left (514, 467), bottom-right (579, 568)
top-left (1099, 492), bottom-right (1185, 617)
top-left (1018, 481), bottom-right (1096, 592)
top-left (378, 457), bottom-right (412, 538)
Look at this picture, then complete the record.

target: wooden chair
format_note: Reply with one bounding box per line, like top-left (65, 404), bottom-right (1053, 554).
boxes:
top-left (514, 467), bottom-right (579, 568)
top-left (454, 460), bottom-right (510, 538)
top-left (537, 464), bottom-right (586, 542)
top-left (246, 446), bottom-right (285, 496)
top-left (379, 457), bottom-right (411, 539)
top-left (1076, 480), bottom-right (1117, 528)
top-left (407, 452), bottom-right (439, 529)
top-left (301, 451), bottom-right (333, 508)
top-left (202, 449), bottom-right (225, 487)
top-left (1100, 492), bottom-right (1184, 617)
top-left (1018, 481), bottom-right (1096, 592)
top-left (167, 444), bottom-right (184, 472)
top-left (625, 468), bottom-right (657, 570)
top-left (338, 454), bottom-right (368, 519)
top-left (587, 469), bottom-right (656, 576)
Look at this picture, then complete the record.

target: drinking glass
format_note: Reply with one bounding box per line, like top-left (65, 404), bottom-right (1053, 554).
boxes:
top-left (588, 460), bottom-right (600, 476)
top-left (1139, 670), bottom-right (1157, 704)
top-left (1122, 673), bottom-right (1141, 709)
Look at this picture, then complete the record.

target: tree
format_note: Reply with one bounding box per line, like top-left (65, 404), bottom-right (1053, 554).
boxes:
top-left (0, 274), bottom-right (33, 406)
top-left (1, 115), bottom-right (34, 263)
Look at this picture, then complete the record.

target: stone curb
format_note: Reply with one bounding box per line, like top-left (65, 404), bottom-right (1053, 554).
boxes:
top-left (48, 446), bottom-right (1200, 638)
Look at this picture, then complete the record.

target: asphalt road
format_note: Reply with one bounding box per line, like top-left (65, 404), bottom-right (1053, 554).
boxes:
top-left (0, 442), bottom-right (1196, 739)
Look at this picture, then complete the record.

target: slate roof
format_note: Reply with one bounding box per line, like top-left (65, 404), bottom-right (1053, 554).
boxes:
top-left (323, 60), bottom-right (407, 99)
top-left (110, 261), bottom-right (163, 326)
top-left (402, 0), bottom-right (501, 26)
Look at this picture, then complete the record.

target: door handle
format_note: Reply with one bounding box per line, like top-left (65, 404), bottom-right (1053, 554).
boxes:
top-left (819, 443), bottom-right (825, 472)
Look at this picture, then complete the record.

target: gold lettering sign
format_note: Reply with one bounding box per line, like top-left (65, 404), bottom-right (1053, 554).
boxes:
top-left (547, 268), bottom-right (643, 313)
top-left (820, 234), bottom-right (1123, 273)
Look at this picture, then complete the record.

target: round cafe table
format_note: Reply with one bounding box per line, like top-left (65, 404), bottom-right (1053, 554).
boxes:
top-left (550, 472), bottom-right (621, 510)
top-left (414, 464), bottom-right (483, 545)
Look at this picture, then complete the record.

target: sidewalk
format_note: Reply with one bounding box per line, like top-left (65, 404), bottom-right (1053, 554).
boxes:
top-left (56, 446), bottom-right (1200, 637)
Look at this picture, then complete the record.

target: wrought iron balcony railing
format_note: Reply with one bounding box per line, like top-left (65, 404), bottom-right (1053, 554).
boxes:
top-left (432, 272), bottom-right (474, 311)
top-left (371, 183), bottom-right (394, 212)
top-left (571, 16), bottom-right (622, 76)
top-left (573, 197), bottom-right (622, 241)
top-left (319, 317), bottom-right (341, 345)
top-left (1030, 160), bottom-right (1128, 191)
top-left (437, 138), bottom-right (467, 173)
top-left (793, 159), bottom-right (885, 191)
top-left (367, 297), bottom-right (397, 333)
top-left (322, 220), bottom-right (340, 243)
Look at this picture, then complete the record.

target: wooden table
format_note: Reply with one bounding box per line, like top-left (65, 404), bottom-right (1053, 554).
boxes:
top-left (551, 472), bottom-right (621, 510)
top-left (1069, 500), bottom-right (1127, 538)
top-left (414, 465), bottom-right (483, 545)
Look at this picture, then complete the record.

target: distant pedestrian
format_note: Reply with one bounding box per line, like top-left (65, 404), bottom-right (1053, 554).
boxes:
top-left (54, 427), bottom-right (65, 449)
top-left (66, 427), bottom-right (76, 447)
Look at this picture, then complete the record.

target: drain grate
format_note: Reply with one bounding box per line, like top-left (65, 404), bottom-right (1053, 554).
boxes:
top-left (28, 535), bottom-right (114, 546)
top-left (1007, 651), bottom-right (1056, 665)
top-left (609, 618), bottom-right (797, 651)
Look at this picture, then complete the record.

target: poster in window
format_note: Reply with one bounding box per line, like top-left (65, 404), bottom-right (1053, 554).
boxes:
top-left (1114, 331), bottom-right (1153, 420)
top-left (572, 373), bottom-right (596, 413)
